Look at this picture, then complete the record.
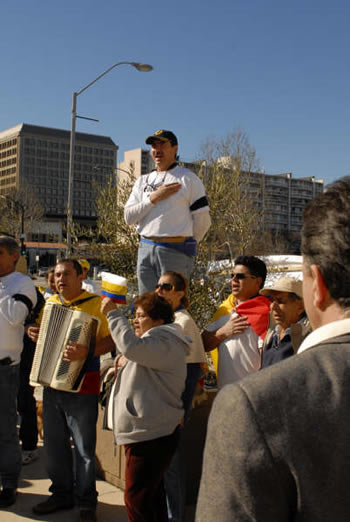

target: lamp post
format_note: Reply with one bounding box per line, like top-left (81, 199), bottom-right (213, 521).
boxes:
top-left (67, 61), bottom-right (153, 254)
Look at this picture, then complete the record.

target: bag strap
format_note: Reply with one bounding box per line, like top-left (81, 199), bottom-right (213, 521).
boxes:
top-left (58, 294), bottom-right (98, 308)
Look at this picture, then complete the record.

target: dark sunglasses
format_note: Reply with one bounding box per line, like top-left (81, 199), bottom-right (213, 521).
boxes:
top-left (155, 283), bottom-right (174, 291)
top-left (231, 273), bottom-right (257, 280)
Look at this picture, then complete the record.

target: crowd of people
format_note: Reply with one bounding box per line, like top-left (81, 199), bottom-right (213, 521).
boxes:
top-left (1, 129), bottom-right (350, 522)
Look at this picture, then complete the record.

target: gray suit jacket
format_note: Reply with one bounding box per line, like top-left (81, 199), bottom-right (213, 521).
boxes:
top-left (196, 334), bottom-right (350, 521)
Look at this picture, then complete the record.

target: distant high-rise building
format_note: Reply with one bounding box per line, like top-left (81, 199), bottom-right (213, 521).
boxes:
top-left (118, 148), bottom-right (154, 182)
top-left (0, 123), bottom-right (118, 225)
top-left (257, 171), bottom-right (324, 234)
top-left (179, 158), bottom-right (324, 237)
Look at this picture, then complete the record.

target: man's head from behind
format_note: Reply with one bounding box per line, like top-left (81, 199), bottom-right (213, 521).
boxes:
top-left (231, 255), bottom-right (267, 304)
top-left (302, 176), bottom-right (350, 328)
top-left (261, 277), bottom-right (305, 330)
top-left (54, 259), bottom-right (83, 301)
top-left (0, 236), bottom-right (19, 277)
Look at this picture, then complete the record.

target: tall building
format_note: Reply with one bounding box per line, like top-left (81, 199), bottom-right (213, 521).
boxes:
top-left (249, 171), bottom-right (324, 234)
top-left (0, 123), bottom-right (118, 227)
top-left (179, 158), bottom-right (324, 237)
top-left (118, 148), bottom-right (154, 182)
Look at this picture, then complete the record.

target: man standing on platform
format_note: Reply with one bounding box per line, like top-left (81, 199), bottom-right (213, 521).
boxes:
top-left (124, 129), bottom-right (211, 293)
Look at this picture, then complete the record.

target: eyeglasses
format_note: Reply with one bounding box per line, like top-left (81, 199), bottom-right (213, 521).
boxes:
top-left (155, 283), bottom-right (174, 291)
top-left (231, 273), bottom-right (257, 281)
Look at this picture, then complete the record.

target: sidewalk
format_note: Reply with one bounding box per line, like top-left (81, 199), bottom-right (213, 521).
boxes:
top-left (1, 443), bottom-right (127, 522)
top-left (1, 443), bottom-right (196, 521)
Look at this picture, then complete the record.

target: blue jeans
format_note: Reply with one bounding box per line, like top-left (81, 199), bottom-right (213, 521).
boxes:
top-left (0, 364), bottom-right (21, 489)
top-left (43, 387), bottom-right (98, 509)
top-left (137, 241), bottom-right (195, 294)
top-left (164, 363), bottom-right (203, 522)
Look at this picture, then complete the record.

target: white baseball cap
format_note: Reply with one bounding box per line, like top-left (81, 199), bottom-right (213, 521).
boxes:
top-left (260, 276), bottom-right (303, 299)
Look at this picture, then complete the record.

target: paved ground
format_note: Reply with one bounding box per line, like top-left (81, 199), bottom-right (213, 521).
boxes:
top-left (1, 442), bottom-right (196, 521)
top-left (1, 443), bottom-right (127, 522)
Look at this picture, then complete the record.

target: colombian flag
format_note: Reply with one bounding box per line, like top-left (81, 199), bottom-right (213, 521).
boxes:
top-left (101, 273), bottom-right (127, 304)
top-left (209, 294), bottom-right (271, 374)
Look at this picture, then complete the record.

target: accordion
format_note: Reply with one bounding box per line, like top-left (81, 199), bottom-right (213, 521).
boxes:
top-left (30, 303), bottom-right (100, 393)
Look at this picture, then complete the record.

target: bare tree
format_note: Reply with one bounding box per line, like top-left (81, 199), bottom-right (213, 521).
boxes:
top-left (0, 185), bottom-right (44, 238)
top-left (186, 130), bottom-right (266, 327)
top-left (198, 129), bottom-right (264, 258)
top-left (70, 166), bottom-right (139, 287)
top-left (94, 167), bottom-right (138, 280)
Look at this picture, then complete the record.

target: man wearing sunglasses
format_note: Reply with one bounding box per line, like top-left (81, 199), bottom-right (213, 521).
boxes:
top-left (124, 129), bottom-right (211, 294)
top-left (202, 255), bottom-right (271, 389)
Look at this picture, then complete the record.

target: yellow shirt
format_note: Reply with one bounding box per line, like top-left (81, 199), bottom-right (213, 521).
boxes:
top-left (41, 290), bottom-right (111, 394)
top-left (46, 290), bottom-right (110, 342)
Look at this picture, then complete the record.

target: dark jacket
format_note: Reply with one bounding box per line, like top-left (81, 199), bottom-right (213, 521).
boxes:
top-left (261, 315), bottom-right (311, 368)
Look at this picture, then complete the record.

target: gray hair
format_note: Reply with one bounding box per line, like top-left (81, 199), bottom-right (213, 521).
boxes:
top-left (0, 236), bottom-right (20, 255)
top-left (302, 176), bottom-right (350, 309)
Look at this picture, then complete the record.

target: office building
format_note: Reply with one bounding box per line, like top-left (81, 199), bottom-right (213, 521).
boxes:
top-left (118, 148), bottom-right (154, 182)
top-left (258, 171), bottom-right (324, 233)
top-left (0, 123), bottom-right (118, 230)
top-left (180, 157), bottom-right (324, 236)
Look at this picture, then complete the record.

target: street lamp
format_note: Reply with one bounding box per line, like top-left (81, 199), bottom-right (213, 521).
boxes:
top-left (67, 61), bottom-right (153, 254)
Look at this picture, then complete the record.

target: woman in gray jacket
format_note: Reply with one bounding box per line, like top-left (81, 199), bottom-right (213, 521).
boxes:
top-left (101, 292), bottom-right (190, 522)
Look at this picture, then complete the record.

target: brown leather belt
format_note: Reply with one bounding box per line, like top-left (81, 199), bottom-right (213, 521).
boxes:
top-left (142, 236), bottom-right (189, 243)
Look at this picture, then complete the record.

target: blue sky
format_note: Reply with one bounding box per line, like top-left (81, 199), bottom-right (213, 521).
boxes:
top-left (1, 0), bottom-right (349, 185)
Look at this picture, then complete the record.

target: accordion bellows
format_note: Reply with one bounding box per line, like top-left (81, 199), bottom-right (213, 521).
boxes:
top-left (30, 303), bottom-right (99, 393)
top-left (101, 272), bottom-right (127, 304)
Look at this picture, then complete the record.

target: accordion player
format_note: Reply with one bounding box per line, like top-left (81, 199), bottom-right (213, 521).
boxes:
top-left (30, 302), bottom-right (100, 393)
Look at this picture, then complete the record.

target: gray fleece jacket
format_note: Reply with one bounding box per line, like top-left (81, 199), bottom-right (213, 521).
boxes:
top-left (106, 309), bottom-right (189, 445)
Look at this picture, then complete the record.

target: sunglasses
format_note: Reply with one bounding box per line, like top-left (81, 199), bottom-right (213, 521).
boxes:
top-left (231, 273), bottom-right (257, 281)
top-left (155, 283), bottom-right (174, 291)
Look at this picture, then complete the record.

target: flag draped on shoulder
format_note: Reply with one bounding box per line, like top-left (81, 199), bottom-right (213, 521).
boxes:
top-left (208, 294), bottom-right (271, 374)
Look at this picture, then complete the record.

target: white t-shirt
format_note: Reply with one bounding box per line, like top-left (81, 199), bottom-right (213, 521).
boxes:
top-left (0, 271), bottom-right (37, 363)
top-left (174, 309), bottom-right (206, 364)
top-left (82, 278), bottom-right (97, 294)
top-left (206, 312), bottom-right (263, 388)
top-left (124, 165), bottom-right (210, 241)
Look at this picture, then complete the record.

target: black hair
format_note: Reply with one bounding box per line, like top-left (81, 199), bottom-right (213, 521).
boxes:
top-left (161, 271), bottom-right (190, 309)
top-left (234, 255), bottom-right (267, 288)
top-left (55, 258), bottom-right (83, 276)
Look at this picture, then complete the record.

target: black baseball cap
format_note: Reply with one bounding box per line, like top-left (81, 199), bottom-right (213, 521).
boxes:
top-left (145, 129), bottom-right (178, 146)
